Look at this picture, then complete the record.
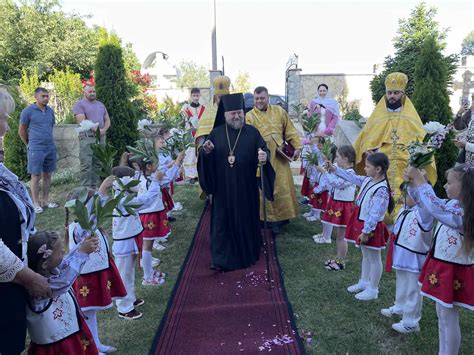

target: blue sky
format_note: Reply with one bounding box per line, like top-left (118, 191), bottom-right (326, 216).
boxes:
top-left (62, 0), bottom-right (473, 93)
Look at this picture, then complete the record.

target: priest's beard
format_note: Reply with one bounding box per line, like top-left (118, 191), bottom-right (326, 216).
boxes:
top-left (225, 116), bottom-right (245, 130)
top-left (386, 97), bottom-right (402, 110)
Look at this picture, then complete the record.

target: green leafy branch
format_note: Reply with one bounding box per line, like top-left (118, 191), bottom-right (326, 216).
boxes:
top-left (162, 130), bottom-right (195, 159)
top-left (91, 130), bottom-right (118, 178)
top-left (320, 140), bottom-right (333, 161)
top-left (65, 187), bottom-right (143, 233)
top-left (302, 151), bottom-right (320, 167)
top-left (127, 138), bottom-right (159, 163)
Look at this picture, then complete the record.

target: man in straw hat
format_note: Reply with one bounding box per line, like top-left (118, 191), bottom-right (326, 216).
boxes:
top-left (353, 72), bottom-right (437, 220)
top-left (198, 93), bottom-right (275, 271)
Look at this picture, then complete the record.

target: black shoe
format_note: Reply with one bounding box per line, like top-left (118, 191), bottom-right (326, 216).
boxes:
top-left (168, 216), bottom-right (176, 222)
top-left (189, 177), bottom-right (198, 185)
top-left (133, 298), bottom-right (145, 308)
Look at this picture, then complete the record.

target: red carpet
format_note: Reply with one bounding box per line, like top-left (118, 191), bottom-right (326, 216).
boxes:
top-left (150, 204), bottom-right (305, 354)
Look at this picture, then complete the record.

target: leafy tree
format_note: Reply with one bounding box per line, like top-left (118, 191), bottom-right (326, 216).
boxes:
top-left (94, 37), bottom-right (138, 164)
top-left (174, 61), bottom-right (209, 89)
top-left (1, 83), bottom-right (28, 179)
top-left (233, 71), bottom-right (251, 93)
top-left (461, 30), bottom-right (474, 55)
top-left (412, 36), bottom-right (458, 197)
top-left (0, 0), bottom-right (99, 81)
top-left (19, 69), bottom-right (41, 104)
top-left (370, 2), bottom-right (458, 103)
top-left (48, 67), bottom-right (83, 123)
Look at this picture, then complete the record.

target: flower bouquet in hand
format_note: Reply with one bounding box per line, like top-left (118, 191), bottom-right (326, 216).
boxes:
top-left (423, 121), bottom-right (451, 148)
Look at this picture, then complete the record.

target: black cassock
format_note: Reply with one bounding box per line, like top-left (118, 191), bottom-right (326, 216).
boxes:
top-left (198, 123), bottom-right (275, 271)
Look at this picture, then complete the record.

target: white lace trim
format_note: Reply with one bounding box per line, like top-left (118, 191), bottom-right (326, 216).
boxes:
top-left (0, 240), bottom-right (24, 282)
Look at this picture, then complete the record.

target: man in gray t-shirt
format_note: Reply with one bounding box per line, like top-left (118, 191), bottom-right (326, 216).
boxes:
top-left (72, 84), bottom-right (111, 188)
top-left (19, 87), bottom-right (57, 214)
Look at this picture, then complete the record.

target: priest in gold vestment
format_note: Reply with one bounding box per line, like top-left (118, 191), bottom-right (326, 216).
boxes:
top-left (353, 72), bottom-right (437, 221)
top-left (246, 86), bottom-right (302, 233)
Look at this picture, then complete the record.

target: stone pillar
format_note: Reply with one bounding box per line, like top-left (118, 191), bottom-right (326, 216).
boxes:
top-left (209, 70), bottom-right (223, 102)
top-left (287, 68), bottom-right (302, 119)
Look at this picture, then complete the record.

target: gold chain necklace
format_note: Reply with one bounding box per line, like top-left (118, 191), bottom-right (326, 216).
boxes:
top-left (225, 124), bottom-right (243, 167)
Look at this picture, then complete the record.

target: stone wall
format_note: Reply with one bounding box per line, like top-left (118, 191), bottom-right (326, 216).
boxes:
top-left (54, 124), bottom-right (80, 170)
top-left (333, 120), bottom-right (361, 147)
top-left (287, 69), bottom-right (375, 118)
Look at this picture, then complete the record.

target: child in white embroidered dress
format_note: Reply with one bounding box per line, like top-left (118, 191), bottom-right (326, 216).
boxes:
top-left (404, 165), bottom-right (474, 354)
top-left (327, 152), bottom-right (394, 301)
top-left (111, 165), bottom-right (164, 320)
top-left (153, 134), bottom-right (185, 250)
top-left (301, 136), bottom-right (327, 222)
top-left (67, 177), bottom-right (127, 353)
top-left (320, 145), bottom-right (357, 270)
top-left (26, 231), bottom-right (100, 355)
top-left (136, 159), bottom-right (169, 286)
top-left (382, 185), bottom-right (432, 333)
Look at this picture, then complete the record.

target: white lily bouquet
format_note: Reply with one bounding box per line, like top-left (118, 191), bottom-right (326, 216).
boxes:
top-left (76, 120), bottom-right (99, 134)
top-left (137, 119), bottom-right (152, 132)
top-left (405, 121), bottom-right (450, 169)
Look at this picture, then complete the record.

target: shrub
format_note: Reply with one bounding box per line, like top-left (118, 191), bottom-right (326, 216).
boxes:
top-left (1, 84), bottom-right (28, 180)
top-left (95, 39), bottom-right (138, 163)
top-left (412, 36), bottom-right (458, 197)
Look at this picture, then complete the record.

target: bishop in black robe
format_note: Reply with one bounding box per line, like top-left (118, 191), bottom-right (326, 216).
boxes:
top-left (197, 93), bottom-right (275, 271)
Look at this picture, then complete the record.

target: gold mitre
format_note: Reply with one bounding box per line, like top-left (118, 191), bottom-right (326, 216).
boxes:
top-left (212, 75), bottom-right (231, 95)
top-left (385, 72), bottom-right (408, 92)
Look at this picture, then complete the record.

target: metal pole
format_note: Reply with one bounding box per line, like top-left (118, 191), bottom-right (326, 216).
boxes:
top-left (211, 0), bottom-right (217, 70)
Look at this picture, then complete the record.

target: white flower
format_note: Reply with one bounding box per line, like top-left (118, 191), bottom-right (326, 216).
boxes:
top-left (137, 119), bottom-right (152, 132)
top-left (423, 121), bottom-right (445, 135)
top-left (75, 120), bottom-right (99, 134)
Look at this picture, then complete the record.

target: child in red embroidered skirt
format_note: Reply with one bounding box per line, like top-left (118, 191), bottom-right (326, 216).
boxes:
top-left (320, 145), bottom-right (357, 270)
top-left (327, 153), bottom-right (394, 301)
top-left (405, 165), bottom-right (474, 354)
top-left (137, 158), bottom-right (169, 286)
top-left (26, 231), bottom-right (100, 355)
top-left (67, 178), bottom-right (127, 353)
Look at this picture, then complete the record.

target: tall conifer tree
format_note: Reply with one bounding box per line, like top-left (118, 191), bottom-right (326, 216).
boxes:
top-left (412, 36), bottom-right (458, 196)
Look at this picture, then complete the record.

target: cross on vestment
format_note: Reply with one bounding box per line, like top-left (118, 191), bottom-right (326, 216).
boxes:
top-left (390, 128), bottom-right (400, 188)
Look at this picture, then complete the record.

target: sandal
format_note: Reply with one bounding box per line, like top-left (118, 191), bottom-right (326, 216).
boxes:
top-left (324, 259), bottom-right (336, 267)
top-left (325, 259), bottom-right (345, 271)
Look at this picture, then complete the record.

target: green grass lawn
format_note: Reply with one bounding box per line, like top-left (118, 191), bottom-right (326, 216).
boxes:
top-left (35, 183), bottom-right (474, 354)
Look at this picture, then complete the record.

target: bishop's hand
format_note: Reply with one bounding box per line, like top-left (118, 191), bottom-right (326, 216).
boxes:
top-left (202, 140), bottom-right (214, 154)
top-left (258, 148), bottom-right (267, 163)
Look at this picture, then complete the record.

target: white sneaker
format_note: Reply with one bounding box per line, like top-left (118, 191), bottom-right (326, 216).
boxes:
top-left (303, 211), bottom-right (313, 218)
top-left (306, 215), bottom-right (319, 222)
top-left (381, 306), bottom-right (403, 318)
top-left (391, 321), bottom-right (420, 334)
top-left (313, 235), bottom-right (331, 244)
top-left (172, 202), bottom-right (183, 211)
top-left (347, 281), bottom-right (368, 293)
top-left (355, 288), bottom-right (378, 301)
top-left (312, 234), bottom-right (322, 240)
top-left (152, 257), bottom-right (161, 267)
top-left (153, 241), bottom-right (166, 251)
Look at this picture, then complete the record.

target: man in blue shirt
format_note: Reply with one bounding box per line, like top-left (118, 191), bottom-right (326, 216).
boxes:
top-left (19, 87), bottom-right (57, 214)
